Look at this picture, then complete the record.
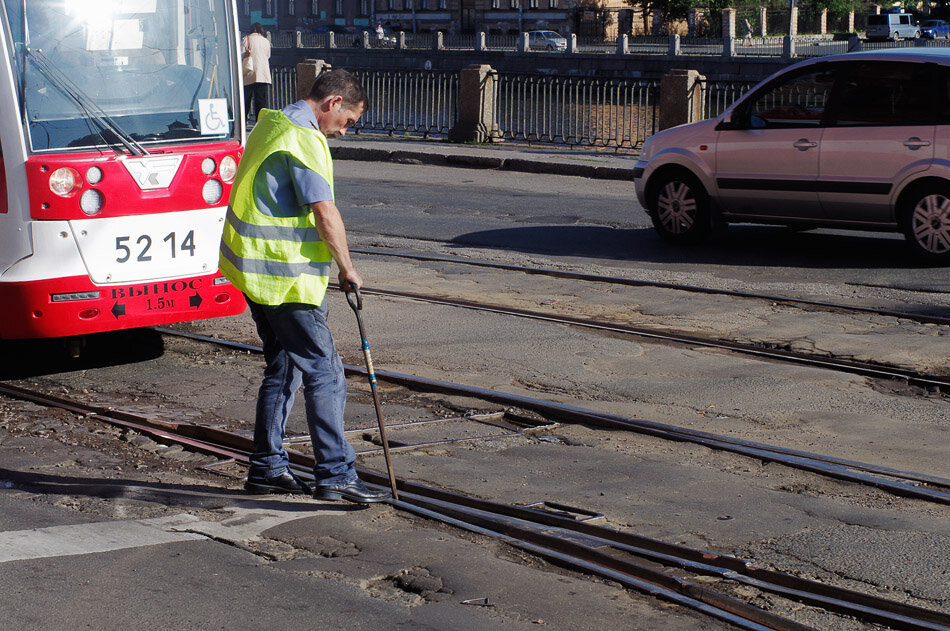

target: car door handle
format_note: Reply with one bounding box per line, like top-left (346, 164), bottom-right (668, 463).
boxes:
top-left (903, 137), bottom-right (932, 150)
top-left (793, 139), bottom-right (818, 151)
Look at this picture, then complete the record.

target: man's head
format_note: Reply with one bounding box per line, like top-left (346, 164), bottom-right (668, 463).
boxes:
top-left (307, 69), bottom-right (367, 138)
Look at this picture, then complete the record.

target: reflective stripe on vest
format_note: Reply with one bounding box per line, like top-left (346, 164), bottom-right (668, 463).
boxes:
top-left (219, 109), bottom-right (335, 306)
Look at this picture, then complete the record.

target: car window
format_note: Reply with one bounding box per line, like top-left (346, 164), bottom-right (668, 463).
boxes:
top-left (832, 62), bottom-right (933, 126)
top-left (746, 69), bottom-right (834, 129)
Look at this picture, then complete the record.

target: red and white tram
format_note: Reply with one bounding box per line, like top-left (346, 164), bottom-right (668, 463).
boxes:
top-left (0, 0), bottom-right (246, 341)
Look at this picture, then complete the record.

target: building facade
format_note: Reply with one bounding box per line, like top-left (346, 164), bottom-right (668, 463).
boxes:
top-left (237, 0), bottom-right (576, 36)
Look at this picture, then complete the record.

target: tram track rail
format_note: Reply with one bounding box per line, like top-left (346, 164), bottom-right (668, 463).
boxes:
top-left (0, 379), bottom-right (947, 631)
top-left (153, 328), bottom-right (950, 505)
top-left (340, 285), bottom-right (950, 393)
top-left (350, 248), bottom-right (950, 327)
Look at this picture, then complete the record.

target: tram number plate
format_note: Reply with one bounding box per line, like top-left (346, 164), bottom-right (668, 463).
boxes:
top-left (115, 230), bottom-right (196, 264)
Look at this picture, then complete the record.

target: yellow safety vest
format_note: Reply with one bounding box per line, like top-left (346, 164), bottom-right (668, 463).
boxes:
top-left (219, 108), bottom-right (335, 306)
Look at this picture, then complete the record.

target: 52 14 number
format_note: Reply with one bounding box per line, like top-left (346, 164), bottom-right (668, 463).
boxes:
top-left (115, 230), bottom-right (196, 263)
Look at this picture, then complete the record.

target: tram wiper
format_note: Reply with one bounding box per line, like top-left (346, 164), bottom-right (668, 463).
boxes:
top-left (25, 48), bottom-right (149, 157)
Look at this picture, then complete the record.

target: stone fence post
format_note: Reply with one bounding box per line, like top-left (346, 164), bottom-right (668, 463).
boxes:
top-left (783, 35), bottom-right (796, 58)
top-left (669, 33), bottom-right (681, 56)
top-left (476, 31), bottom-right (487, 52)
top-left (295, 59), bottom-right (331, 101)
top-left (568, 33), bottom-right (578, 54)
top-left (722, 8), bottom-right (736, 57)
top-left (617, 34), bottom-right (629, 55)
top-left (448, 64), bottom-right (502, 143)
top-left (659, 69), bottom-right (704, 130)
top-left (435, 32), bottom-right (444, 50)
top-left (518, 33), bottom-right (529, 52)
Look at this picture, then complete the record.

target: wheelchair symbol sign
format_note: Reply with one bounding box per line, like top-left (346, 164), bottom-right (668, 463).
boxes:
top-left (198, 99), bottom-right (229, 135)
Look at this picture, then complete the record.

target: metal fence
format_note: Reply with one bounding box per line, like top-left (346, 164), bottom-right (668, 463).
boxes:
top-left (698, 78), bottom-right (757, 119)
top-left (268, 66), bottom-right (755, 148)
top-left (272, 29), bottom-right (950, 59)
top-left (351, 69), bottom-right (459, 137)
top-left (494, 73), bottom-right (659, 148)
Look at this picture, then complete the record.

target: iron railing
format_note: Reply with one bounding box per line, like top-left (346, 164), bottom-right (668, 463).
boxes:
top-left (350, 69), bottom-right (459, 137)
top-left (266, 67), bottom-right (763, 148)
top-left (494, 73), bottom-right (659, 148)
top-left (269, 30), bottom-right (950, 57)
top-left (698, 78), bottom-right (757, 119)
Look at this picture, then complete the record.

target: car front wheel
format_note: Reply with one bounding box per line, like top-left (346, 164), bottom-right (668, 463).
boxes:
top-left (648, 170), bottom-right (711, 243)
top-left (901, 184), bottom-right (950, 261)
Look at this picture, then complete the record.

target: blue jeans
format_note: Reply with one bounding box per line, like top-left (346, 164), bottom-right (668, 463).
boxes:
top-left (246, 298), bottom-right (357, 485)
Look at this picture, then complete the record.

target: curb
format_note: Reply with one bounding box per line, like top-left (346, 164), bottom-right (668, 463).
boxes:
top-left (331, 146), bottom-right (636, 181)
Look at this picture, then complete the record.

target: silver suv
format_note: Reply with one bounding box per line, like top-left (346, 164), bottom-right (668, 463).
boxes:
top-left (527, 30), bottom-right (567, 52)
top-left (633, 49), bottom-right (950, 261)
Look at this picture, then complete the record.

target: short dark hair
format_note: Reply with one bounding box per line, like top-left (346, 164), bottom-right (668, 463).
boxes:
top-left (309, 69), bottom-right (368, 111)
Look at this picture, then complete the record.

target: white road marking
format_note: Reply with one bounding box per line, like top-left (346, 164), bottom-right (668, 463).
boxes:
top-left (0, 502), bottom-right (346, 564)
top-left (0, 515), bottom-right (203, 563)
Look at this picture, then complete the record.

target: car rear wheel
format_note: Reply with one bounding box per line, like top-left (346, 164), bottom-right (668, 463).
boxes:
top-left (901, 184), bottom-right (950, 261)
top-left (648, 170), bottom-right (711, 244)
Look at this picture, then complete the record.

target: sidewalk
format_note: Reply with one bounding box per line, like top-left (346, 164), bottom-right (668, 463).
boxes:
top-left (328, 133), bottom-right (641, 180)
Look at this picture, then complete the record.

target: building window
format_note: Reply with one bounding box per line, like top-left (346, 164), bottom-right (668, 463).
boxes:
top-left (548, 0), bottom-right (557, 7)
top-left (244, 0), bottom-right (250, 15)
top-left (404, 0), bottom-right (412, 10)
top-left (335, 0), bottom-right (343, 14)
top-left (528, 0), bottom-right (537, 8)
top-left (439, 0), bottom-right (446, 8)
top-left (360, 0), bottom-right (369, 14)
top-left (288, 0), bottom-right (295, 15)
top-left (389, 0), bottom-right (397, 9)
top-left (509, 0), bottom-right (517, 8)
top-left (420, 0), bottom-right (427, 9)
top-left (264, 0), bottom-right (274, 17)
top-left (311, 0), bottom-right (319, 15)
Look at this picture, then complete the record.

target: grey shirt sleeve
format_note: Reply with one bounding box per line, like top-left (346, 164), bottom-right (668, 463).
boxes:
top-left (286, 153), bottom-right (333, 206)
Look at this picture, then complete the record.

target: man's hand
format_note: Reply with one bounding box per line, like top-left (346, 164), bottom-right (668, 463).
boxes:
top-left (338, 268), bottom-right (363, 292)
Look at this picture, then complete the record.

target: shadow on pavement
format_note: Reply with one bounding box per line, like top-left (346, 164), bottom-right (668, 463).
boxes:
top-left (450, 224), bottom-right (932, 271)
top-left (0, 329), bottom-right (166, 380)
top-left (0, 467), bottom-right (365, 513)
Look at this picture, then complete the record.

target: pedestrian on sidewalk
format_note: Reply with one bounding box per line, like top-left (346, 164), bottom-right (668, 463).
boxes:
top-left (219, 69), bottom-right (389, 504)
top-left (242, 23), bottom-right (271, 126)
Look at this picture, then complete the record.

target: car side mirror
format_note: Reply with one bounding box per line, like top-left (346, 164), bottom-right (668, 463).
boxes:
top-left (715, 111), bottom-right (742, 131)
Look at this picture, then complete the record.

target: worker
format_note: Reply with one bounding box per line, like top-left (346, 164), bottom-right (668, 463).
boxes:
top-left (219, 69), bottom-right (390, 504)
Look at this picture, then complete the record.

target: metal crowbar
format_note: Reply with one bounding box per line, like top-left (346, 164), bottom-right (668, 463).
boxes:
top-left (345, 285), bottom-right (399, 501)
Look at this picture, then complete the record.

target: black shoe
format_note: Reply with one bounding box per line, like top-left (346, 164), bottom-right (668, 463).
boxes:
top-left (244, 471), bottom-right (312, 495)
top-left (313, 479), bottom-right (391, 504)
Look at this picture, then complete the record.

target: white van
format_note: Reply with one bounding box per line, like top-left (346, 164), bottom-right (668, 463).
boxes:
top-left (866, 12), bottom-right (920, 40)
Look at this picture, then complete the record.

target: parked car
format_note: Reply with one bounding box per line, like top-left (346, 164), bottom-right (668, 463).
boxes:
top-left (866, 11), bottom-right (920, 40)
top-left (920, 19), bottom-right (950, 39)
top-left (632, 49), bottom-right (950, 261)
top-left (527, 30), bottom-right (567, 51)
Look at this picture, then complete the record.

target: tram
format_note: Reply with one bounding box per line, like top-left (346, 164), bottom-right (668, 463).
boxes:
top-left (0, 0), bottom-right (246, 341)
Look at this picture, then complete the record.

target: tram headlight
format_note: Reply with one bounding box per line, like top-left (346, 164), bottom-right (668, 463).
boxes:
top-left (85, 166), bottom-right (103, 185)
top-left (201, 157), bottom-right (216, 175)
top-left (49, 167), bottom-right (81, 196)
top-left (220, 155), bottom-right (237, 182)
top-left (80, 189), bottom-right (104, 215)
top-left (202, 179), bottom-right (223, 204)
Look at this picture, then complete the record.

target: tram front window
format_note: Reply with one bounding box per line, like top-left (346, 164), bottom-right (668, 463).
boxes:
top-left (5, 0), bottom-right (238, 152)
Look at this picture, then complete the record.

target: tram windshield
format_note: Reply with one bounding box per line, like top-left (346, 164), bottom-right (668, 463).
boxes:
top-left (4, 0), bottom-right (238, 153)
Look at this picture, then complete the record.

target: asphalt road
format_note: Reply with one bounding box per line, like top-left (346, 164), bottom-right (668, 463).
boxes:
top-left (335, 160), bottom-right (950, 297)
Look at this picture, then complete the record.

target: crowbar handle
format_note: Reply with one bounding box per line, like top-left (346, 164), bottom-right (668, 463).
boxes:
top-left (345, 285), bottom-right (399, 501)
